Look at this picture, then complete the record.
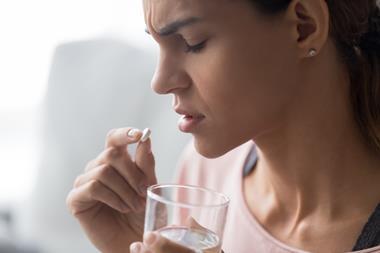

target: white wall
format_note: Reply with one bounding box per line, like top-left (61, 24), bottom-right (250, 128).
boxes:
top-left (0, 1), bottom-right (191, 252)
top-left (0, 0), bottom-right (157, 202)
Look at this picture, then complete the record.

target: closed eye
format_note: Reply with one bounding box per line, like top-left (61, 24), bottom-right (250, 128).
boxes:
top-left (185, 40), bottom-right (207, 53)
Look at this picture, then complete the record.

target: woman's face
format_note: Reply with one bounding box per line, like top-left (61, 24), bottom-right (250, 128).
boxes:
top-left (144, 0), bottom-right (300, 158)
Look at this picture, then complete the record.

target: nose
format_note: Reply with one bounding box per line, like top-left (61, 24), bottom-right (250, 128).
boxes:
top-left (151, 50), bottom-right (191, 95)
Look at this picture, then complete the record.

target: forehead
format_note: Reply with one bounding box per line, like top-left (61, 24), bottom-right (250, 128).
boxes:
top-left (143, 0), bottom-right (228, 29)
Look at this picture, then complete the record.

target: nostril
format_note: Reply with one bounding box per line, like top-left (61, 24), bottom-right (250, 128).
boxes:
top-left (150, 61), bottom-right (191, 95)
top-left (150, 77), bottom-right (174, 95)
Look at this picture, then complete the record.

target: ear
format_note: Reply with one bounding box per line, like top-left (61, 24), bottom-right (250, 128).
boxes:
top-left (285, 0), bottom-right (330, 59)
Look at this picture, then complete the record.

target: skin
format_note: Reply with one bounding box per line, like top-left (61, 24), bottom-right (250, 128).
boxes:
top-left (67, 0), bottom-right (380, 252)
top-left (66, 128), bottom-right (157, 253)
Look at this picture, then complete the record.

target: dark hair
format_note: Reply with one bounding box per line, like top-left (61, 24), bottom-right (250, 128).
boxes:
top-left (250, 0), bottom-right (380, 152)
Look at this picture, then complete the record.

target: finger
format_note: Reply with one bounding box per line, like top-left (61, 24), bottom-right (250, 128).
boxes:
top-left (130, 242), bottom-right (142, 253)
top-left (184, 218), bottom-right (222, 253)
top-left (116, 156), bottom-right (148, 197)
top-left (73, 164), bottom-right (145, 212)
top-left (130, 242), bottom-right (152, 253)
top-left (186, 217), bottom-right (205, 230)
top-left (143, 232), bottom-right (195, 253)
top-left (84, 147), bottom-right (119, 173)
top-left (135, 138), bottom-right (157, 186)
top-left (105, 127), bottom-right (143, 148)
top-left (95, 147), bottom-right (148, 197)
top-left (96, 147), bottom-right (127, 164)
top-left (67, 180), bottom-right (129, 216)
top-left (84, 159), bottom-right (98, 172)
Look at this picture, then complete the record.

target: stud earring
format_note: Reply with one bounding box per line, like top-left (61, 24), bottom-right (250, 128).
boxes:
top-left (308, 48), bottom-right (317, 57)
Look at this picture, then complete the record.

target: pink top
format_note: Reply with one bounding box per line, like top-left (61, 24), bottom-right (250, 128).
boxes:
top-left (175, 140), bottom-right (380, 253)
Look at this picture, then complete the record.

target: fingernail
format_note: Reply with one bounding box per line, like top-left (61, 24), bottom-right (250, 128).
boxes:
top-left (130, 242), bottom-right (141, 253)
top-left (127, 128), bottom-right (140, 139)
top-left (144, 232), bottom-right (157, 246)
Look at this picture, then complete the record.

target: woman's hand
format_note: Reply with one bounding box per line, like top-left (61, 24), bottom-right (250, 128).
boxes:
top-left (130, 232), bottom-right (196, 253)
top-left (130, 233), bottom-right (225, 253)
top-left (66, 127), bottom-right (157, 253)
top-left (130, 218), bottom-right (225, 253)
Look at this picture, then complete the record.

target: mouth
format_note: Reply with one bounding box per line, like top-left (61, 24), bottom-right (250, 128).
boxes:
top-left (182, 114), bottom-right (204, 120)
top-left (178, 115), bottom-right (205, 133)
top-left (174, 107), bottom-right (206, 133)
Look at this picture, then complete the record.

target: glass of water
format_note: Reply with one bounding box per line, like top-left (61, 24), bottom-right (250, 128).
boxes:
top-left (144, 184), bottom-right (230, 253)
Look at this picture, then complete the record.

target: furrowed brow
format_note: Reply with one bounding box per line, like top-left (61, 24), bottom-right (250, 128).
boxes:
top-left (145, 17), bottom-right (202, 36)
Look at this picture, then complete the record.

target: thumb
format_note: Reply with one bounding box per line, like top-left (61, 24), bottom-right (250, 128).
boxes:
top-left (105, 127), bottom-right (143, 148)
top-left (186, 217), bottom-right (205, 230)
top-left (185, 217), bottom-right (225, 253)
top-left (135, 137), bottom-right (157, 185)
top-left (144, 232), bottom-right (194, 253)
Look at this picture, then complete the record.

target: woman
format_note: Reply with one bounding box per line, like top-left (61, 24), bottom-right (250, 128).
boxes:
top-left (66, 0), bottom-right (380, 252)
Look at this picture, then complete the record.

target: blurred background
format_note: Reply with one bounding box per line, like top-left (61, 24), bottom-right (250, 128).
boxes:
top-left (0, 1), bottom-right (190, 252)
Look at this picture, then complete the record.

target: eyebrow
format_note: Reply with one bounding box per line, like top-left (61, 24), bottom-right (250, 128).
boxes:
top-left (145, 17), bottom-right (202, 36)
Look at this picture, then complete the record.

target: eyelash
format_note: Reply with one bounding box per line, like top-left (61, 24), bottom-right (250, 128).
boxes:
top-left (184, 40), bottom-right (207, 53)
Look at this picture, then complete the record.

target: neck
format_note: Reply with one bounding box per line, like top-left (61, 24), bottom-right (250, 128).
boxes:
top-left (250, 49), bottom-right (380, 222)
top-left (253, 124), bottom-right (380, 220)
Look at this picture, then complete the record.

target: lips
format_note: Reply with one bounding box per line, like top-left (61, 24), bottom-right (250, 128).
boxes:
top-left (174, 106), bottom-right (205, 133)
top-left (174, 107), bottom-right (205, 119)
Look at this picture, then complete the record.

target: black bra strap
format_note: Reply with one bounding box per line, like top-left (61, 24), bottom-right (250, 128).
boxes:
top-left (352, 203), bottom-right (380, 250)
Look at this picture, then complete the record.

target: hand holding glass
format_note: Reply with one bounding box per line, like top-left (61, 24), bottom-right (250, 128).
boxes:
top-left (144, 184), bottom-right (230, 253)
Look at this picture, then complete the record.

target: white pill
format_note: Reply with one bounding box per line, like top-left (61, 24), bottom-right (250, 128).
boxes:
top-left (140, 128), bottom-right (151, 142)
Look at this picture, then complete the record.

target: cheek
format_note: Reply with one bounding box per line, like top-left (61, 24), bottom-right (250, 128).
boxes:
top-left (192, 43), bottom-right (296, 155)
top-left (198, 40), bottom-right (296, 123)
top-left (187, 30), bottom-right (298, 157)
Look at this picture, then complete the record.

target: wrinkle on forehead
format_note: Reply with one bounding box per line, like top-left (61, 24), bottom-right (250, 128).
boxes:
top-left (143, 0), bottom-right (258, 39)
top-left (143, 0), bottom-right (222, 33)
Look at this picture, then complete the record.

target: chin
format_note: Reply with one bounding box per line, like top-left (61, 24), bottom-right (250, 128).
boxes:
top-left (192, 135), bottom-right (248, 159)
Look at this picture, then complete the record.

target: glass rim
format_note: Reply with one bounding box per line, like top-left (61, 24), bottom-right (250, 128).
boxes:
top-left (147, 184), bottom-right (230, 209)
